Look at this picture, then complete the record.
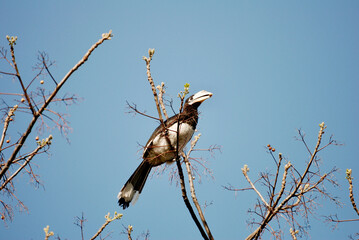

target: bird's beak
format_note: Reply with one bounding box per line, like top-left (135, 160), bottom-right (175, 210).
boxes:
top-left (190, 90), bottom-right (213, 104)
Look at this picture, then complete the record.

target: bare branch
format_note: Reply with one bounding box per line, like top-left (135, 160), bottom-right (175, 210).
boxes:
top-left (0, 140), bottom-right (46, 191)
top-left (237, 122), bottom-right (340, 240)
top-left (346, 169), bottom-right (359, 216)
top-left (90, 212), bottom-right (122, 240)
top-left (272, 162), bottom-right (292, 208)
top-left (74, 212), bottom-right (87, 240)
top-left (0, 30), bottom-right (113, 181)
top-left (40, 52), bottom-right (58, 85)
top-left (142, 48), bottom-right (164, 124)
top-left (44, 225), bottom-right (54, 240)
top-left (183, 134), bottom-right (214, 240)
top-left (0, 31), bottom-right (112, 223)
top-left (126, 101), bottom-right (160, 121)
top-left (0, 105), bottom-right (18, 151)
top-left (0, 71), bottom-right (16, 76)
top-left (7, 36), bottom-right (36, 115)
top-left (241, 165), bottom-right (269, 208)
top-left (289, 228), bottom-right (299, 240)
top-left (156, 82), bottom-right (169, 119)
top-left (127, 225), bottom-right (133, 240)
top-left (269, 152), bottom-right (283, 205)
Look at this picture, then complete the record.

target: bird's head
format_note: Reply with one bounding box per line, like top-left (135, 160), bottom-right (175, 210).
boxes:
top-left (185, 90), bottom-right (213, 108)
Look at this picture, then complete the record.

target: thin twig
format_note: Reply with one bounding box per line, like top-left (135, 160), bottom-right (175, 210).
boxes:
top-left (126, 101), bottom-right (161, 121)
top-left (156, 82), bottom-right (169, 119)
top-left (9, 40), bottom-right (36, 115)
top-left (143, 49), bottom-right (164, 125)
top-left (0, 144), bottom-right (43, 191)
top-left (127, 225), bottom-right (133, 240)
top-left (41, 53), bottom-right (58, 85)
top-left (90, 212), bottom-right (122, 240)
top-left (272, 162), bottom-right (292, 208)
top-left (0, 105), bottom-right (18, 151)
top-left (289, 228), bottom-right (298, 240)
top-left (329, 218), bottom-right (359, 223)
top-left (270, 153), bottom-right (283, 205)
top-left (0, 71), bottom-right (16, 76)
top-left (279, 123), bottom-right (326, 208)
top-left (242, 165), bottom-right (269, 208)
top-left (346, 169), bottom-right (359, 216)
top-left (74, 213), bottom-right (87, 240)
top-left (44, 225), bottom-right (54, 240)
top-left (183, 134), bottom-right (214, 240)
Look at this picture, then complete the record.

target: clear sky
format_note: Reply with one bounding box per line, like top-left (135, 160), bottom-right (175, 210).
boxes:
top-left (1, 1), bottom-right (359, 239)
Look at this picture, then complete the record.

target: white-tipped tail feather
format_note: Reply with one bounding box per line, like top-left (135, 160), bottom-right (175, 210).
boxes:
top-left (118, 161), bottom-right (152, 209)
top-left (117, 183), bottom-right (140, 206)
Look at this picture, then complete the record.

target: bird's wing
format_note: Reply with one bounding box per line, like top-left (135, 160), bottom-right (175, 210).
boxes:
top-left (142, 114), bottom-right (179, 158)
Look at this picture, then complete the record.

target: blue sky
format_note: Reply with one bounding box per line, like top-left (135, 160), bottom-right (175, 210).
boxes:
top-left (1, 1), bottom-right (359, 239)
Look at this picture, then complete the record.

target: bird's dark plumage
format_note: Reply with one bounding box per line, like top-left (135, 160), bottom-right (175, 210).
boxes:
top-left (117, 90), bottom-right (212, 209)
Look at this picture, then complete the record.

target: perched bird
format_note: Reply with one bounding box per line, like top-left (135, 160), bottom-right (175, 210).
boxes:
top-left (118, 90), bottom-right (213, 209)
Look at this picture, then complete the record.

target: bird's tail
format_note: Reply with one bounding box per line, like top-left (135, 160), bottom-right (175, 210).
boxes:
top-left (117, 160), bottom-right (152, 209)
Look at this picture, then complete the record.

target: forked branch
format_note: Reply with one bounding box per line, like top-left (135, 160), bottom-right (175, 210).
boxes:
top-left (90, 212), bottom-right (122, 240)
top-left (0, 31), bottom-right (113, 222)
top-left (225, 122), bottom-right (338, 240)
top-left (0, 30), bottom-right (113, 180)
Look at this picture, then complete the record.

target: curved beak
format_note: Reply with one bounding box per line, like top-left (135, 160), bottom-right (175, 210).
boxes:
top-left (190, 90), bottom-right (213, 104)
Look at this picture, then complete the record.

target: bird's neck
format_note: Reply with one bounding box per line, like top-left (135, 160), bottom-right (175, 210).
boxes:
top-left (180, 105), bottom-right (199, 128)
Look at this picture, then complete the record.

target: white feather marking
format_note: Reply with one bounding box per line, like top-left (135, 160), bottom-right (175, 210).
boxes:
top-left (131, 191), bottom-right (140, 205)
top-left (145, 122), bottom-right (194, 164)
top-left (118, 183), bottom-right (136, 201)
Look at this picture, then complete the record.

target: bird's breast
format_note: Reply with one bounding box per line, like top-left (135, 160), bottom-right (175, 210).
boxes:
top-left (144, 122), bottom-right (195, 166)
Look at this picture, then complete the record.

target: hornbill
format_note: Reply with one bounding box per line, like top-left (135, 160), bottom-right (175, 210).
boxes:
top-left (117, 90), bottom-right (213, 209)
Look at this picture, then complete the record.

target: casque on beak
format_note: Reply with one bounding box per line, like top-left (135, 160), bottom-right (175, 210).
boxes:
top-left (189, 90), bottom-right (213, 104)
